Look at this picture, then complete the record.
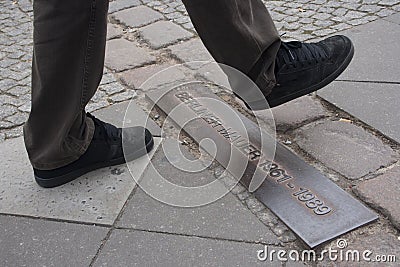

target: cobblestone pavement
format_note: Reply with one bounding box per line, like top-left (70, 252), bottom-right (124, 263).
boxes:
top-left (1, 0), bottom-right (400, 141)
top-left (1, 0), bottom-right (400, 265)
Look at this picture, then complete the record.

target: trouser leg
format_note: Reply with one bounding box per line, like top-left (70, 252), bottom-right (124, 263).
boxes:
top-left (182, 0), bottom-right (281, 92)
top-left (24, 0), bottom-right (109, 170)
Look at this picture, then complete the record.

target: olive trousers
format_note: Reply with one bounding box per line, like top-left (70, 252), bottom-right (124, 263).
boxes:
top-left (24, 0), bottom-right (280, 169)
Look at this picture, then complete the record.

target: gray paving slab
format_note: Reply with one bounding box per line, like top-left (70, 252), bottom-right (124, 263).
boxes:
top-left (105, 38), bottom-right (156, 72)
top-left (0, 137), bottom-right (161, 224)
top-left (0, 215), bottom-right (108, 267)
top-left (118, 189), bottom-right (279, 244)
top-left (256, 96), bottom-right (328, 132)
top-left (139, 21), bottom-right (194, 49)
top-left (94, 229), bottom-right (280, 267)
top-left (318, 81), bottom-right (400, 143)
top-left (121, 62), bottom-right (175, 88)
top-left (117, 139), bottom-right (279, 244)
top-left (93, 101), bottom-right (161, 136)
top-left (112, 6), bottom-right (164, 28)
top-left (354, 165), bottom-right (400, 230)
top-left (335, 19), bottom-right (400, 83)
top-left (295, 121), bottom-right (396, 180)
top-left (120, 62), bottom-right (189, 91)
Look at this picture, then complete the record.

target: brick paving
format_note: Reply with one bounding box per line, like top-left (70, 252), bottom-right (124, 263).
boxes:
top-left (2, 0), bottom-right (400, 140)
top-left (1, 0), bottom-right (400, 265)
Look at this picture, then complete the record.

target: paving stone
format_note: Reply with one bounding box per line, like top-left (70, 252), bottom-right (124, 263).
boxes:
top-left (336, 19), bottom-right (400, 83)
top-left (5, 112), bottom-right (28, 125)
top-left (108, 90), bottom-right (136, 103)
top-left (93, 100), bottom-right (161, 136)
top-left (86, 100), bottom-right (110, 113)
top-left (112, 6), bottom-right (164, 28)
top-left (108, 0), bottom-right (141, 13)
top-left (107, 24), bottom-right (123, 40)
top-left (0, 94), bottom-right (26, 107)
top-left (117, 139), bottom-right (279, 244)
top-left (100, 72), bottom-right (117, 85)
top-left (255, 96), bottom-right (328, 132)
top-left (383, 8), bottom-right (400, 17)
top-left (347, 18), bottom-right (372, 26)
top-left (295, 121), bottom-right (396, 179)
top-left (182, 21), bottom-right (195, 31)
top-left (393, 4), bottom-right (400, 11)
top-left (105, 38), bottom-right (156, 72)
top-left (380, 0), bottom-right (400, 7)
top-left (0, 137), bottom-right (161, 224)
top-left (4, 125), bottom-right (23, 139)
top-left (121, 62), bottom-right (174, 88)
top-left (90, 88), bottom-right (107, 104)
top-left (0, 104), bottom-right (17, 120)
top-left (6, 85), bottom-right (29, 97)
top-left (331, 23), bottom-right (352, 31)
top-left (139, 20), bottom-right (194, 49)
top-left (359, 4), bottom-right (383, 13)
top-left (17, 101), bottom-right (30, 113)
top-left (120, 62), bottom-right (188, 90)
top-left (313, 28), bottom-right (336, 36)
top-left (168, 38), bottom-right (213, 63)
top-left (354, 165), bottom-right (400, 230)
top-left (0, 78), bottom-right (18, 90)
top-left (318, 81), bottom-right (400, 144)
top-left (94, 229), bottom-right (272, 266)
top-left (18, 0), bottom-right (33, 12)
top-left (345, 10), bottom-right (366, 20)
top-left (0, 215), bottom-right (108, 266)
top-left (99, 82), bottom-right (125, 95)
top-left (0, 119), bottom-right (14, 130)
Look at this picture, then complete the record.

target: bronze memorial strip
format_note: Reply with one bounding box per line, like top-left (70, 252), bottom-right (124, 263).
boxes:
top-left (146, 84), bottom-right (378, 248)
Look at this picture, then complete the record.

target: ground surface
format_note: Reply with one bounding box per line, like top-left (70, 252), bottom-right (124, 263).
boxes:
top-left (0, 0), bottom-right (399, 266)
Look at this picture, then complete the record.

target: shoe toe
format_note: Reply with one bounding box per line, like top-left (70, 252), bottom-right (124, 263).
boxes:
top-left (122, 126), bottom-right (154, 157)
top-left (323, 35), bottom-right (353, 60)
top-left (144, 128), bottom-right (153, 145)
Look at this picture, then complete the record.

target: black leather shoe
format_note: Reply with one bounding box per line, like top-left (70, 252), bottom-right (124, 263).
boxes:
top-left (34, 113), bottom-right (154, 188)
top-left (238, 35), bottom-right (354, 110)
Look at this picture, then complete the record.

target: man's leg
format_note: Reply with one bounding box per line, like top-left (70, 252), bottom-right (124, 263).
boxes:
top-left (24, 0), bottom-right (108, 170)
top-left (182, 0), bottom-right (281, 95)
top-left (25, 0), bottom-right (153, 188)
top-left (182, 0), bottom-right (354, 110)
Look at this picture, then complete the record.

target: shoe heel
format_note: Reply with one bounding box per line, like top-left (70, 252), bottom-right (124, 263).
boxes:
top-left (230, 76), bottom-right (271, 111)
top-left (233, 93), bottom-right (271, 111)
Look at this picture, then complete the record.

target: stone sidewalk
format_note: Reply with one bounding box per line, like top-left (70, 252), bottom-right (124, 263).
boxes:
top-left (1, 0), bottom-right (400, 266)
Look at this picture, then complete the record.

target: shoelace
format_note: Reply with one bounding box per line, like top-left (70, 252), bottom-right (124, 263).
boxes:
top-left (276, 41), bottom-right (329, 70)
top-left (87, 113), bottom-right (121, 141)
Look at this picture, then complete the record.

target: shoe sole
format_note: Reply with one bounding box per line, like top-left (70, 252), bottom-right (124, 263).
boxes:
top-left (35, 137), bottom-right (155, 188)
top-left (237, 42), bottom-right (354, 110)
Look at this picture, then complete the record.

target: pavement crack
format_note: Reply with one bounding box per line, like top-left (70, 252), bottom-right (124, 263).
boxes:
top-left (114, 226), bottom-right (283, 247)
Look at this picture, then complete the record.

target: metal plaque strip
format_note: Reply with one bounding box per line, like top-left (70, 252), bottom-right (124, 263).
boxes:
top-left (146, 84), bottom-right (378, 248)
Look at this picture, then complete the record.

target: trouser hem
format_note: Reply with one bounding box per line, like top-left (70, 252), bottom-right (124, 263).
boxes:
top-left (30, 117), bottom-right (95, 170)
